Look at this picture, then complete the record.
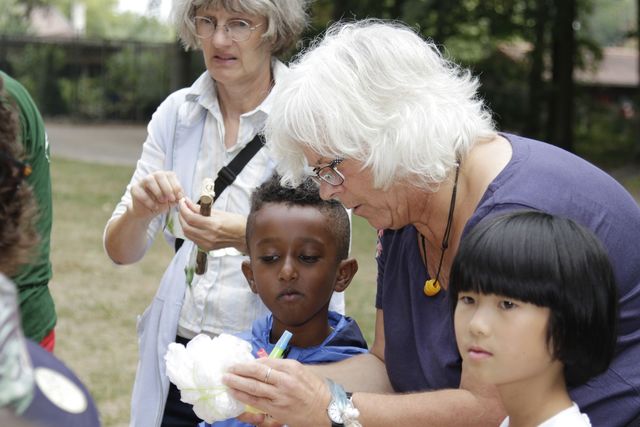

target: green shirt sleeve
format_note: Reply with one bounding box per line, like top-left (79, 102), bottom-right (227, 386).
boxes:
top-left (1, 70), bottom-right (56, 342)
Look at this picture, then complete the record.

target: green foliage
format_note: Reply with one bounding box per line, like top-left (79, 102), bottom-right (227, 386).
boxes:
top-left (103, 45), bottom-right (173, 120)
top-left (0, 0), bottom-right (173, 41)
top-left (574, 93), bottom-right (640, 167)
top-left (104, 12), bottom-right (174, 42)
top-left (7, 44), bottom-right (68, 115)
top-left (440, 20), bottom-right (495, 63)
top-left (0, 0), bottom-right (29, 34)
top-left (3, 39), bottom-right (181, 120)
top-left (472, 46), bottom-right (531, 133)
top-left (2, 0), bottom-right (637, 162)
top-left (59, 75), bottom-right (105, 119)
top-left (80, 0), bottom-right (120, 38)
top-left (586, 0), bottom-right (637, 45)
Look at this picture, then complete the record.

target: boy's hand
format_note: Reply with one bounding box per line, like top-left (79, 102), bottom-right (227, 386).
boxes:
top-left (236, 412), bottom-right (284, 427)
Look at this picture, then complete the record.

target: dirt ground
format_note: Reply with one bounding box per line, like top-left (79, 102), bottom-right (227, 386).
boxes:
top-left (46, 120), bottom-right (147, 166)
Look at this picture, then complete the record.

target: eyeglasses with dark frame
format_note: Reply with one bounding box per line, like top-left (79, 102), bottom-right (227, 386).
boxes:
top-left (311, 158), bottom-right (345, 186)
top-left (193, 16), bottom-right (263, 42)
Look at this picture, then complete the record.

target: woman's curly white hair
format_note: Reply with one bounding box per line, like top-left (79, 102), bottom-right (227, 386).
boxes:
top-left (266, 19), bottom-right (497, 190)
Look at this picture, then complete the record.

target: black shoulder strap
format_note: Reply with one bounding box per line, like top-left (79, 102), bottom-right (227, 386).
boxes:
top-left (213, 133), bottom-right (265, 202)
top-left (174, 133), bottom-right (265, 253)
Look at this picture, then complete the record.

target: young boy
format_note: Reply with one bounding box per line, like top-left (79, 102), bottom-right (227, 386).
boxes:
top-left (204, 174), bottom-right (368, 426)
top-left (450, 211), bottom-right (618, 426)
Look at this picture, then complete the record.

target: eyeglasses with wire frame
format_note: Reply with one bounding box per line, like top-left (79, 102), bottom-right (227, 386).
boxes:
top-left (311, 158), bottom-right (345, 186)
top-left (193, 16), bottom-right (263, 42)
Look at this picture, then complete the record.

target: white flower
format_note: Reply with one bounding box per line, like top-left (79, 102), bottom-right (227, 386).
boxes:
top-left (165, 333), bottom-right (255, 423)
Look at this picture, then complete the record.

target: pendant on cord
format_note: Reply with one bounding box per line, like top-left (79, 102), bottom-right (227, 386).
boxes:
top-left (420, 158), bottom-right (461, 299)
top-left (424, 279), bottom-right (441, 297)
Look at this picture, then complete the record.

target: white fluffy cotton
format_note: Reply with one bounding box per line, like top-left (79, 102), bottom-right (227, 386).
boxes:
top-left (164, 333), bottom-right (255, 423)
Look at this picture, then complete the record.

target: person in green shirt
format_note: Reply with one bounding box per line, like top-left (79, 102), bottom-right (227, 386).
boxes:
top-left (1, 77), bottom-right (100, 425)
top-left (0, 70), bottom-right (56, 350)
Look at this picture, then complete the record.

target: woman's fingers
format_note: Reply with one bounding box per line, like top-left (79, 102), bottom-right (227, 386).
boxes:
top-left (177, 198), bottom-right (204, 245)
top-left (224, 360), bottom-right (330, 427)
top-left (144, 171), bottom-right (182, 203)
top-left (130, 184), bottom-right (159, 213)
top-left (226, 361), bottom-right (277, 395)
top-left (130, 171), bottom-right (183, 218)
top-left (155, 173), bottom-right (178, 203)
top-left (182, 197), bottom-right (201, 213)
top-left (178, 201), bottom-right (228, 250)
top-left (165, 172), bottom-right (184, 201)
top-left (225, 361), bottom-right (273, 404)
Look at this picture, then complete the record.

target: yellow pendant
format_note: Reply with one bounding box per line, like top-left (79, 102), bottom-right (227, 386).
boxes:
top-left (424, 279), bottom-right (441, 297)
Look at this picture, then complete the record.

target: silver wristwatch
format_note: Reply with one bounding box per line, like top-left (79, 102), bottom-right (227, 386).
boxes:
top-left (326, 379), bottom-right (361, 427)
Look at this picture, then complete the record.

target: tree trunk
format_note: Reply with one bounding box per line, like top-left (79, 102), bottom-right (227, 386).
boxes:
top-left (547, 0), bottom-right (576, 152)
top-left (525, 0), bottom-right (549, 139)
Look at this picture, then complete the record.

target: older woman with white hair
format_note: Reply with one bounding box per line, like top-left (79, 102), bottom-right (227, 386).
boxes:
top-left (103, 1), bottom-right (350, 426)
top-left (223, 20), bottom-right (640, 427)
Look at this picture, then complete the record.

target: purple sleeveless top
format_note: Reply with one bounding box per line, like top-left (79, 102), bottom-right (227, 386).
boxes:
top-left (376, 134), bottom-right (640, 426)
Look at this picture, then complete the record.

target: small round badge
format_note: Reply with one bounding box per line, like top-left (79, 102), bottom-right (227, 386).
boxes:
top-left (34, 367), bottom-right (88, 414)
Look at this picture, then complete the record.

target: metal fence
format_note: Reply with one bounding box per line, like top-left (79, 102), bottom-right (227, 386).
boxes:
top-left (0, 35), bottom-right (204, 122)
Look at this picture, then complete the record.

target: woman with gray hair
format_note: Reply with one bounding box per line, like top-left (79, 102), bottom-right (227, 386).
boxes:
top-left (103, 1), bottom-right (345, 426)
top-left (223, 20), bottom-right (640, 427)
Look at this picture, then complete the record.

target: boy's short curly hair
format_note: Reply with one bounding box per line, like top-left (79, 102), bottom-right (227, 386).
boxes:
top-left (246, 174), bottom-right (351, 260)
top-left (0, 78), bottom-right (38, 276)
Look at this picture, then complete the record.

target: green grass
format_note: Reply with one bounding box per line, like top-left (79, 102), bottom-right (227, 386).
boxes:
top-left (48, 157), bottom-right (379, 426)
top-left (621, 174), bottom-right (640, 200)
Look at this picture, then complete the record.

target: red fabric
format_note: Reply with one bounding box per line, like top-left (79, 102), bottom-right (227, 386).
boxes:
top-left (39, 328), bottom-right (55, 352)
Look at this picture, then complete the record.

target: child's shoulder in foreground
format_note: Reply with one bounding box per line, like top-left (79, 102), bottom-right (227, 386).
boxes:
top-left (500, 403), bottom-right (591, 427)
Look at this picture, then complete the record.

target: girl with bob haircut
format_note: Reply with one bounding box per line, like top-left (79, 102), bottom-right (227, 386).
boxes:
top-left (222, 19), bottom-right (640, 427)
top-left (104, 1), bottom-right (327, 426)
top-left (450, 211), bottom-right (618, 426)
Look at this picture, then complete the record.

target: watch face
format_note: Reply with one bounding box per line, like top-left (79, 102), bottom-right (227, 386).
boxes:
top-left (327, 400), bottom-right (344, 423)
